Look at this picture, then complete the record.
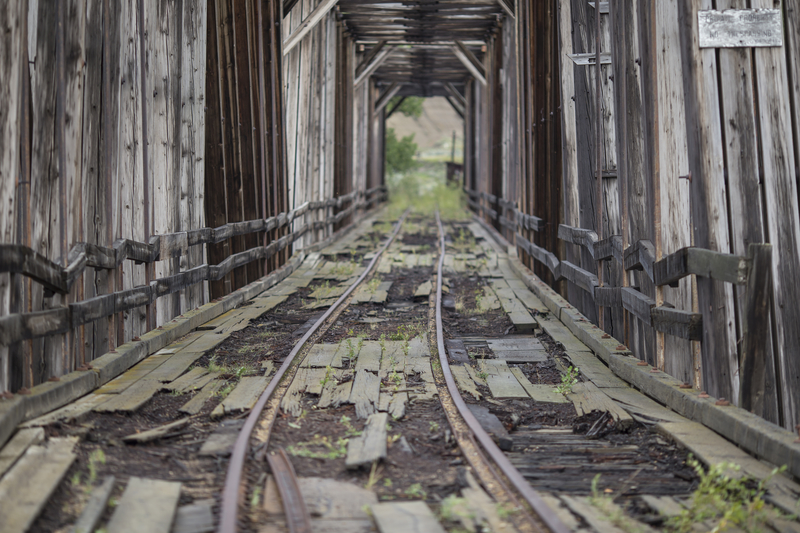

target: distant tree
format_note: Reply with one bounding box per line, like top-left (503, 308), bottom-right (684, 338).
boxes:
top-left (388, 96), bottom-right (424, 119)
top-left (385, 128), bottom-right (418, 174)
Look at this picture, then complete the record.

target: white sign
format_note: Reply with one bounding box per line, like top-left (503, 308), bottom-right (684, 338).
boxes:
top-left (698, 9), bottom-right (783, 48)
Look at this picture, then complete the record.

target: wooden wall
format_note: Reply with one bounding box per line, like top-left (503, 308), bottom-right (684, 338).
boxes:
top-left (0, 0), bottom-right (207, 391)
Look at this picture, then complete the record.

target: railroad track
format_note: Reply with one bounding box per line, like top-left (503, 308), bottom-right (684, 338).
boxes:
top-left (5, 208), bottom-right (799, 533)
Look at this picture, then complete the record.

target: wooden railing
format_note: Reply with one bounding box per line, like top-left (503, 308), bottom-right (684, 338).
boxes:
top-left (0, 187), bottom-right (386, 348)
top-left (465, 187), bottom-right (772, 408)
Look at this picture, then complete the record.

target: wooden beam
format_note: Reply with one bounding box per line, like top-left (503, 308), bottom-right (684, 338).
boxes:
top-left (653, 247), bottom-right (748, 287)
top-left (496, 0), bottom-right (514, 19)
top-left (354, 45), bottom-right (395, 87)
top-left (651, 306), bottom-right (703, 341)
top-left (282, 0), bottom-right (338, 55)
top-left (385, 95), bottom-right (406, 119)
top-left (621, 287), bottom-right (655, 326)
top-left (373, 82), bottom-right (401, 115)
top-left (443, 82), bottom-right (467, 109)
top-left (443, 95), bottom-right (465, 119)
top-left (451, 41), bottom-right (486, 86)
top-left (739, 243), bottom-right (772, 414)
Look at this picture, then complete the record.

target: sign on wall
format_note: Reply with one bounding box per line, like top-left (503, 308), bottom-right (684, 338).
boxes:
top-left (698, 9), bottom-right (783, 48)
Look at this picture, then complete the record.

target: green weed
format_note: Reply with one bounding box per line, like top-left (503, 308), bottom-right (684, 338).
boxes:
top-left (287, 435), bottom-right (349, 460)
top-left (555, 366), bottom-right (579, 395)
top-left (404, 483), bottom-right (427, 500)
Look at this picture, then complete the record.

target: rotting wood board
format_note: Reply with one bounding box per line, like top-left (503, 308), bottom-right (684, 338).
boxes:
top-left (349, 370), bottom-right (380, 418)
top-left (346, 412), bottom-right (388, 468)
top-left (0, 437), bottom-right (78, 533)
top-left (211, 376), bottom-right (269, 417)
top-left (20, 394), bottom-right (108, 428)
top-left (354, 341), bottom-right (382, 373)
top-left (483, 359), bottom-right (528, 398)
top-left (535, 316), bottom-right (594, 353)
top-left (510, 368), bottom-right (569, 403)
top-left (173, 499), bottom-right (215, 533)
top-left (106, 477), bottom-right (182, 533)
top-left (122, 418), bottom-right (191, 444)
top-left (70, 475), bottom-right (116, 533)
top-left (0, 427), bottom-right (44, 478)
top-left (370, 501), bottom-right (447, 533)
top-left (567, 382), bottom-right (634, 428)
top-left (302, 343), bottom-right (339, 368)
top-left (95, 351), bottom-right (175, 394)
top-left (94, 379), bottom-right (163, 413)
top-left (199, 420), bottom-right (246, 457)
top-left (179, 380), bottom-right (225, 415)
top-left (451, 365), bottom-right (482, 400)
top-left (466, 404), bottom-right (512, 451)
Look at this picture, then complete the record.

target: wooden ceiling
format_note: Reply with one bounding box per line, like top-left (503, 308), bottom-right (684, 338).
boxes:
top-left (336, 0), bottom-right (508, 95)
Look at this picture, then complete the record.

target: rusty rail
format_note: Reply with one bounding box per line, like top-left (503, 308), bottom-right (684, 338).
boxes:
top-left (433, 211), bottom-right (570, 533)
top-left (217, 209), bottom-right (409, 533)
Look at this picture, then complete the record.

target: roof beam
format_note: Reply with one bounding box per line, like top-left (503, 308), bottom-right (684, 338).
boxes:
top-left (444, 82), bottom-right (467, 109)
top-left (451, 41), bottom-right (486, 85)
top-left (496, 0), bottom-right (514, 18)
top-left (283, 0), bottom-right (338, 55)
top-left (374, 82), bottom-right (403, 116)
top-left (355, 45), bottom-right (395, 87)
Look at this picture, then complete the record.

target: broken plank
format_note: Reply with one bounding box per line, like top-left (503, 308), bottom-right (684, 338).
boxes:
top-left (94, 379), bottom-right (162, 413)
top-left (349, 370), bottom-right (380, 418)
top-left (303, 344), bottom-right (339, 368)
top-left (451, 365), bottom-right (482, 400)
top-left (371, 501), bottom-right (447, 533)
top-left (509, 368), bottom-right (570, 403)
top-left (354, 341), bottom-right (382, 373)
top-left (414, 281), bottom-right (432, 298)
top-left (483, 359), bottom-right (529, 398)
top-left (562, 351), bottom-right (628, 389)
top-left (567, 382), bottom-right (635, 428)
top-left (0, 427), bottom-right (44, 479)
top-left (70, 476), bottom-right (116, 533)
top-left (511, 287), bottom-right (549, 314)
top-left (535, 316), bottom-right (593, 353)
top-left (561, 495), bottom-right (653, 533)
top-left (199, 420), bottom-right (245, 457)
top-left (465, 364), bottom-right (488, 387)
top-left (466, 404), bottom-right (512, 450)
top-left (122, 418), bottom-right (191, 444)
top-left (173, 499), bottom-right (214, 533)
top-left (20, 394), bottom-right (108, 428)
top-left (213, 376), bottom-right (269, 416)
top-left (179, 380), bottom-right (224, 415)
top-left (303, 368), bottom-right (330, 396)
top-left (445, 339), bottom-right (470, 364)
top-left (601, 387), bottom-right (685, 423)
top-left (95, 351), bottom-right (175, 394)
top-left (640, 495), bottom-right (683, 518)
top-left (318, 378), bottom-right (353, 409)
top-left (146, 350), bottom-right (207, 383)
top-left (106, 477), bottom-right (182, 533)
top-left (346, 412), bottom-right (388, 468)
top-left (0, 438), bottom-right (78, 533)
top-left (388, 391), bottom-right (408, 420)
top-left (281, 368), bottom-right (309, 417)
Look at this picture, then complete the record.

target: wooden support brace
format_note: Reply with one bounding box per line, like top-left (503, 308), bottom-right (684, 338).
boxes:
top-left (443, 95), bottom-right (465, 119)
top-left (451, 41), bottom-right (486, 86)
top-left (282, 0), bottom-right (339, 55)
top-left (558, 225), bottom-right (599, 259)
top-left (373, 82), bottom-right (402, 116)
top-left (650, 306), bottom-right (703, 341)
top-left (654, 246), bottom-right (748, 287)
top-left (624, 240), bottom-right (655, 281)
top-left (444, 82), bottom-right (467, 109)
top-left (355, 43), bottom-right (394, 87)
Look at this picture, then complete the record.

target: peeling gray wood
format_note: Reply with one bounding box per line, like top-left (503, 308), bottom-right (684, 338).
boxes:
top-left (0, 427), bottom-right (44, 478)
top-left (70, 476), bottom-right (116, 533)
top-left (173, 499), bottom-right (215, 533)
top-left (0, 438), bottom-right (77, 533)
top-left (199, 420), bottom-right (245, 457)
top-left (213, 376), bottom-right (270, 415)
top-left (567, 382), bottom-right (634, 428)
top-left (354, 341), bottom-right (382, 373)
top-left (303, 344), bottom-right (339, 368)
top-left (451, 365), bottom-right (481, 400)
top-left (106, 477), bottom-right (182, 533)
top-left (349, 370), bottom-right (380, 418)
top-left (94, 379), bottom-right (162, 413)
top-left (346, 412), bottom-right (388, 468)
top-left (122, 418), bottom-right (190, 444)
top-left (509, 368), bottom-right (569, 403)
top-left (466, 404), bottom-right (512, 450)
top-left (179, 380), bottom-right (224, 415)
top-left (483, 360), bottom-right (528, 398)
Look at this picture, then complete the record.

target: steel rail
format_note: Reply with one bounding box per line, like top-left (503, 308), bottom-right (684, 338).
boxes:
top-left (433, 212), bottom-right (570, 533)
top-left (218, 209), bottom-right (410, 533)
top-left (267, 449), bottom-right (312, 533)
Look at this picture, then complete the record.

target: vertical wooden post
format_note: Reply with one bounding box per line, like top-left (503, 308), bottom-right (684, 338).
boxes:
top-left (594, 0), bottom-right (604, 330)
top-left (739, 244), bottom-right (772, 414)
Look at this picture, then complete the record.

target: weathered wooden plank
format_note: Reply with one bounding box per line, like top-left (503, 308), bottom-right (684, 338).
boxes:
top-left (106, 477), bottom-right (182, 533)
top-left (624, 240), bottom-right (655, 281)
top-left (557, 225), bottom-right (598, 257)
top-left (179, 380), bottom-right (224, 415)
top-left (70, 475), bottom-right (116, 533)
top-left (451, 365), bottom-right (481, 400)
top-left (199, 419), bottom-right (245, 457)
top-left (303, 344), bottom-right (339, 368)
top-left (653, 247), bottom-right (748, 287)
top-left (602, 387), bottom-right (685, 423)
top-left (621, 287), bottom-right (655, 326)
top-left (510, 287), bottom-right (548, 314)
top-left (466, 404), bottom-right (512, 450)
top-left (444, 339), bottom-right (469, 364)
top-left (483, 359), bottom-right (528, 398)
top-left (0, 438), bottom-right (77, 533)
top-left (95, 351), bottom-right (174, 394)
top-left (354, 341), bottom-right (382, 373)
top-left (567, 382), bottom-right (634, 428)
top-left (122, 418), bottom-right (190, 444)
top-left (346, 412), bottom-right (388, 468)
top-left (163, 367), bottom-right (211, 393)
top-left (535, 316), bottom-right (593, 353)
top-left (146, 351), bottom-right (207, 384)
top-left (20, 393), bottom-right (107, 428)
top-left (172, 499), bottom-right (215, 533)
top-left (509, 368), bottom-right (569, 403)
top-left (0, 427), bottom-right (45, 479)
top-left (371, 501), bottom-right (447, 533)
top-left (213, 376), bottom-right (269, 416)
top-left (94, 378), bottom-right (162, 413)
top-left (349, 369), bottom-right (380, 418)
top-left (650, 306), bottom-right (702, 341)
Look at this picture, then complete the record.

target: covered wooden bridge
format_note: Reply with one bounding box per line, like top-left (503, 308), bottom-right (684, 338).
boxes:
top-left (3, 0), bottom-right (800, 506)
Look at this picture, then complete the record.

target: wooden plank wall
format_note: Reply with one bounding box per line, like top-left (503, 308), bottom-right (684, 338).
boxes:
top-left (285, 0), bottom-right (334, 248)
top-left (0, 0), bottom-right (209, 392)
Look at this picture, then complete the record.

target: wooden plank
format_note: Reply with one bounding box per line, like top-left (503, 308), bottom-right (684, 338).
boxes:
top-left (164, 367), bottom-right (212, 393)
top-left (95, 351), bottom-right (174, 394)
top-left (465, 364), bottom-right (487, 387)
top-left (179, 380), bottom-right (224, 415)
top-left (640, 495), bottom-right (683, 518)
top-left (122, 418), bottom-right (191, 444)
top-left (621, 287), bottom-right (655, 326)
top-left (451, 365), bottom-right (482, 400)
top-left (561, 351), bottom-right (628, 389)
top-left (414, 281), bottom-right (432, 298)
top-left (214, 376), bottom-right (269, 415)
top-left (354, 341), bottom-right (382, 373)
top-left (650, 306), bottom-right (702, 341)
top-left (346, 412), bottom-right (388, 468)
top-left (561, 495), bottom-right (654, 533)
top-left (70, 475), bottom-right (116, 533)
top-left (318, 375), bottom-right (353, 410)
top-left (567, 382), bottom-right (634, 428)
top-left (466, 404), bottom-right (512, 450)
top-left (444, 339), bottom-right (469, 364)
top-left (303, 368), bottom-right (329, 396)
top-left (653, 247), bottom-right (748, 287)
top-left (0, 428), bottom-right (45, 479)
top-left (106, 477), bottom-right (182, 533)
top-left (371, 501), bottom-right (447, 533)
top-left (510, 287), bottom-right (548, 313)
top-left (199, 419), bottom-right (245, 457)
top-left (94, 379), bottom-right (162, 413)
top-left (483, 359), bottom-right (528, 398)
top-left (146, 351), bottom-right (207, 384)
top-left (173, 499), bottom-right (215, 533)
top-left (535, 316), bottom-right (593, 353)
top-left (602, 387), bottom-right (685, 423)
top-left (303, 344), bottom-right (339, 368)
top-left (0, 438), bottom-right (77, 533)
top-left (20, 394), bottom-right (107, 428)
top-left (349, 369), bottom-right (380, 418)
top-left (510, 368), bottom-right (569, 403)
